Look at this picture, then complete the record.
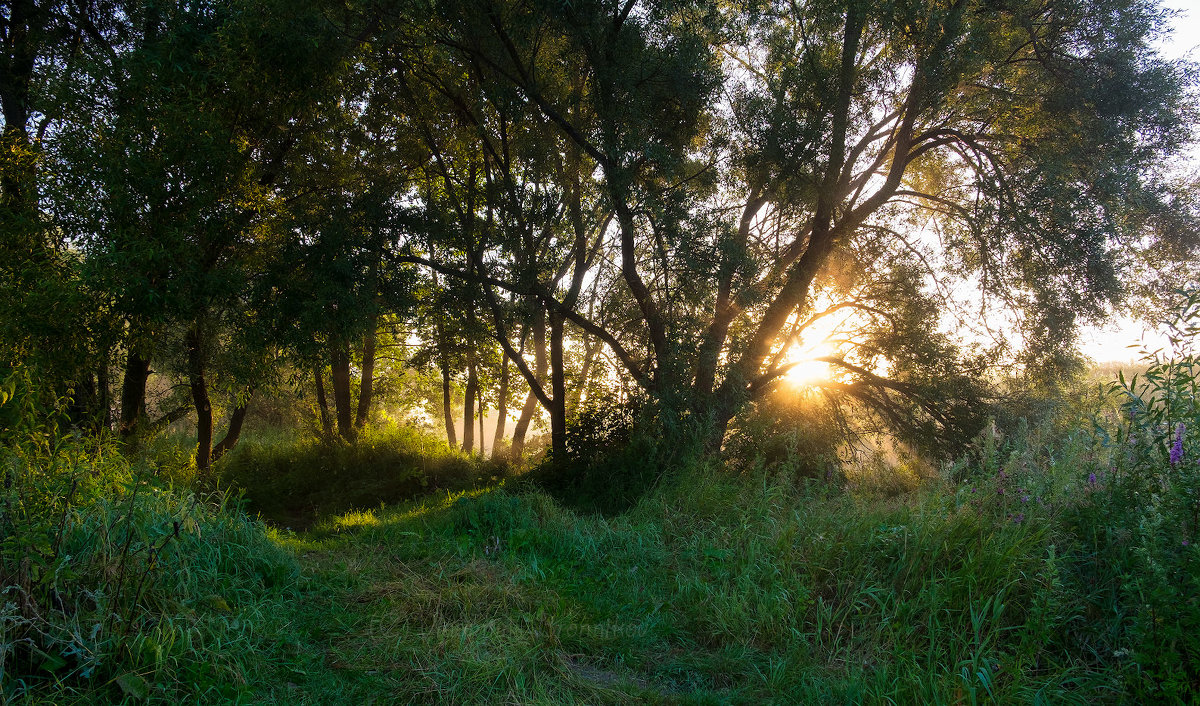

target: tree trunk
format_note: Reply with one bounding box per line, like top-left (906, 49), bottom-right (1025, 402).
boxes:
top-left (492, 356), bottom-right (509, 459)
top-left (185, 326), bottom-right (213, 471)
top-left (548, 311), bottom-right (567, 459)
top-left (569, 337), bottom-right (598, 413)
top-left (314, 364), bottom-right (332, 437)
top-left (355, 315), bottom-right (377, 430)
top-left (511, 306), bottom-right (547, 460)
top-left (462, 355), bottom-right (477, 454)
top-left (0, 0), bottom-right (36, 213)
top-left (97, 360), bottom-right (112, 431)
top-left (329, 339), bottom-right (355, 441)
top-left (117, 348), bottom-right (151, 437)
top-left (478, 383), bottom-right (485, 455)
top-left (211, 402), bottom-right (249, 463)
top-left (441, 354), bottom-right (456, 447)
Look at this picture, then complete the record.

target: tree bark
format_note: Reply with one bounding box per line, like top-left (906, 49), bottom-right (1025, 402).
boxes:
top-left (492, 355), bottom-right (509, 459)
top-left (211, 402), bottom-right (249, 463)
top-left (329, 339), bottom-right (355, 441)
top-left (548, 310), bottom-right (567, 459)
top-left (511, 305), bottom-right (547, 460)
top-left (440, 353), bottom-right (456, 447)
top-left (185, 326), bottom-right (213, 471)
top-left (355, 321), bottom-right (376, 430)
top-left (477, 382), bottom-right (485, 455)
top-left (117, 347), bottom-right (151, 437)
top-left (462, 355), bottom-right (477, 453)
top-left (314, 364), bottom-right (332, 437)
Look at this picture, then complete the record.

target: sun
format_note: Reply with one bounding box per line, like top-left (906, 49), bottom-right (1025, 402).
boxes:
top-left (783, 355), bottom-right (834, 388)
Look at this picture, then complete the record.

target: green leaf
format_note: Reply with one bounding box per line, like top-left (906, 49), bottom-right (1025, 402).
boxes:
top-left (115, 672), bottom-right (151, 700)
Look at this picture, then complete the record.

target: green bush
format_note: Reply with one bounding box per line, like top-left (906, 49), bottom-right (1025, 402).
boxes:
top-left (0, 366), bottom-right (299, 703)
top-left (218, 423), bottom-right (507, 527)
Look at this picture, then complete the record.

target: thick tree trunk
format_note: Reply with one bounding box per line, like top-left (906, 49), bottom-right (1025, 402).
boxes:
top-left (117, 348), bottom-right (151, 437)
top-left (440, 354), bottom-right (456, 448)
top-left (492, 356), bottom-right (509, 459)
top-left (211, 402), bottom-right (249, 463)
top-left (511, 307), bottom-right (547, 460)
top-left (185, 326), bottom-right (213, 471)
top-left (329, 339), bottom-right (355, 441)
top-left (548, 311), bottom-right (567, 459)
top-left (355, 316), bottom-right (377, 430)
top-left (462, 355), bottom-right (477, 454)
top-left (314, 365), bottom-right (332, 437)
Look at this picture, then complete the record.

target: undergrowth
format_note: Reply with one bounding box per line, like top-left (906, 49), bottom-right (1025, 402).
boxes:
top-left (217, 423), bottom-right (510, 528)
top-left (0, 369), bottom-right (299, 703)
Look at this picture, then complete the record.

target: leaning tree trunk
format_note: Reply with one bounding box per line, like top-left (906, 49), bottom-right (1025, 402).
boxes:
top-left (211, 402), bottom-right (249, 463)
top-left (511, 307), bottom-right (547, 460)
top-left (314, 364), bottom-right (333, 437)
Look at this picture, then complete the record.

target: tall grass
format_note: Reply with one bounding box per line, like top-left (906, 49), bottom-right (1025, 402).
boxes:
top-left (0, 368), bottom-right (300, 703)
top-left (218, 423), bottom-right (509, 527)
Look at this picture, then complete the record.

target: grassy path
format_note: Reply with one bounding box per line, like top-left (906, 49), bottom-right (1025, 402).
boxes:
top-left (252, 492), bottom-right (702, 705)
top-left (224, 473), bottom-right (1098, 705)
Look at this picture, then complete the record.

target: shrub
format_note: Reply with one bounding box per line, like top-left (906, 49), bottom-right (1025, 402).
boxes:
top-left (218, 423), bottom-right (507, 527)
top-left (0, 366), bottom-right (298, 703)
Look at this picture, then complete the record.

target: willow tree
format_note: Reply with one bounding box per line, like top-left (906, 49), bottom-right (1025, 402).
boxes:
top-left (393, 0), bottom-right (1195, 452)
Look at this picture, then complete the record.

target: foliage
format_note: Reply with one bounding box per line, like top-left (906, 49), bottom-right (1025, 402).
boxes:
top-left (0, 368), bottom-right (298, 703)
top-left (724, 389), bottom-right (844, 482)
top-left (218, 424), bottom-right (509, 528)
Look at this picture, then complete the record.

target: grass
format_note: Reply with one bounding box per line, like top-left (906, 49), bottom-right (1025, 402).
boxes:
top-left (7, 358), bottom-right (1200, 703)
top-left (215, 423), bottom-right (510, 528)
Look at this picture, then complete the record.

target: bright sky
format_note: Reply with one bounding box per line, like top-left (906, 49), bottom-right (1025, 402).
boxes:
top-left (1076, 0), bottom-right (1198, 363)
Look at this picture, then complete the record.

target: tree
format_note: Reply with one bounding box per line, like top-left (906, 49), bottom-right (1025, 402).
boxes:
top-left (384, 0), bottom-right (1197, 453)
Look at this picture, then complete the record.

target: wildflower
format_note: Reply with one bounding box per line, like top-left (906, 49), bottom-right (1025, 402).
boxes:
top-left (1184, 539), bottom-right (1190, 547)
top-left (1170, 422), bottom-right (1186, 466)
top-left (1012, 513), bottom-right (1025, 523)
top-left (1021, 494), bottom-right (1030, 503)
top-left (1088, 472), bottom-right (1097, 486)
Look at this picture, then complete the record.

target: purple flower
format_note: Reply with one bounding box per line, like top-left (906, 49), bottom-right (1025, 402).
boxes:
top-left (1183, 539), bottom-right (1190, 547)
top-left (1088, 472), bottom-right (1097, 486)
top-left (1021, 494), bottom-right (1030, 503)
top-left (1012, 513), bottom-right (1025, 524)
top-left (1170, 423), bottom-right (1186, 466)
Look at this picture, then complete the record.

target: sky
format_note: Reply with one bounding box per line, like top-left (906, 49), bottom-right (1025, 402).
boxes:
top-left (1076, 0), bottom-right (1198, 363)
